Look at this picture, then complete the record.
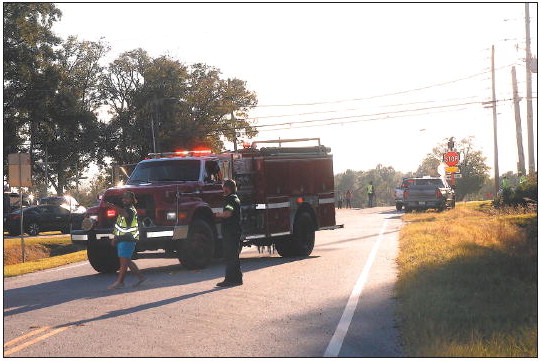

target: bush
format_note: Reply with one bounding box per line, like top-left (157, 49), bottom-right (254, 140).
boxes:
top-left (494, 174), bottom-right (538, 207)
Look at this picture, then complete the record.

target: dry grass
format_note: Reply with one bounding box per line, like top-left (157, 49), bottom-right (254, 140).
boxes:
top-left (396, 203), bottom-right (537, 357)
top-left (3, 235), bottom-right (86, 276)
top-left (4, 250), bottom-right (87, 277)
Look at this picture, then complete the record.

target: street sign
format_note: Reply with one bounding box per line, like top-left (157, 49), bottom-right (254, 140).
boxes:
top-left (446, 174), bottom-right (462, 179)
top-left (445, 166), bottom-right (460, 173)
top-left (8, 153), bottom-right (32, 187)
top-left (443, 151), bottom-right (460, 166)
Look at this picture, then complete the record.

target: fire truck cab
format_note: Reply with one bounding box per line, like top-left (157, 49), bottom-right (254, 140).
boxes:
top-left (72, 138), bottom-right (339, 273)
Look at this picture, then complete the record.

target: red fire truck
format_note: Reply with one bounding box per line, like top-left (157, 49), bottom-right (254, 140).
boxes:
top-left (72, 138), bottom-right (340, 273)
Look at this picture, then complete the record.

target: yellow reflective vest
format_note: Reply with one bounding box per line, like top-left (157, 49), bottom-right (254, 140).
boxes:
top-left (113, 206), bottom-right (139, 240)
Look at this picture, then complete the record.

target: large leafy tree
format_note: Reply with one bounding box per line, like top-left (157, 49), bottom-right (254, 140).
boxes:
top-left (3, 3), bottom-right (61, 184)
top-left (416, 137), bottom-right (490, 201)
top-left (37, 36), bottom-right (109, 196)
top-left (102, 52), bottom-right (258, 165)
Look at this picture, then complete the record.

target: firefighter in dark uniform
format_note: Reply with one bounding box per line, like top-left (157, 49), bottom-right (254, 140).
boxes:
top-left (215, 179), bottom-right (243, 287)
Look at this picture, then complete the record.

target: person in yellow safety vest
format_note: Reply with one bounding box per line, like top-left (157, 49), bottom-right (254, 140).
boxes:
top-left (107, 191), bottom-right (145, 290)
top-left (367, 181), bottom-right (375, 208)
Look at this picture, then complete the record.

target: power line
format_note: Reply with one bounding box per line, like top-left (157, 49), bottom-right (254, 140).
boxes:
top-left (251, 99), bottom-right (493, 129)
top-left (254, 65), bottom-right (515, 108)
top-left (210, 97), bottom-right (527, 135)
top-left (249, 95), bottom-right (488, 121)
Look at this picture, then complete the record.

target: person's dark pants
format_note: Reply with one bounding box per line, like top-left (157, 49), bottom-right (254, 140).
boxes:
top-left (368, 193), bottom-right (375, 207)
top-left (223, 227), bottom-right (242, 283)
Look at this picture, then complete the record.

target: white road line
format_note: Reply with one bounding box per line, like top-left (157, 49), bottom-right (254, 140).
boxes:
top-left (324, 218), bottom-right (389, 357)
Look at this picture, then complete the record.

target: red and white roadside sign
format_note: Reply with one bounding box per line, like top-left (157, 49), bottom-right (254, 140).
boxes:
top-left (443, 151), bottom-right (460, 167)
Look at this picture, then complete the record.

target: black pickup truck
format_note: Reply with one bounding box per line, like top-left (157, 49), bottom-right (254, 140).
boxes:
top-left (402, 176), bottom-right (455, 212)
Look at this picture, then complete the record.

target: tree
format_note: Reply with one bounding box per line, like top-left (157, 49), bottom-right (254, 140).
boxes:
top-left (3, 3), bottom-right (61, 184)
top-left (102, 54), bottom-right (258, 165)
top-left (334, 166), bottom-right (413, 208)
top-left (31, 37), bottom-right (109, 196)
top-left (416, 137), bottom-right (490, 201)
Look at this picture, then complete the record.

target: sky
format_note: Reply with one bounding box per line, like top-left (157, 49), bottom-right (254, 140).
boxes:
top-left (52, 2), bottom-right (538, 177)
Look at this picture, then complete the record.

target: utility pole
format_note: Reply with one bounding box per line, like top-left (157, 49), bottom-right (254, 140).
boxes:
top-left (491, 45), bottom-right (500, 196)
top-left (525, 3), bottom-right (535, 173)
top-left (511, 66), bottom-right (526, 175)
top-left (231, 111), bottom-right (238, 151)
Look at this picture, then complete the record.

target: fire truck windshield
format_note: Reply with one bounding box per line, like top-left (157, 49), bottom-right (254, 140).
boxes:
top-left (127, 159), bottom-right (201, 184)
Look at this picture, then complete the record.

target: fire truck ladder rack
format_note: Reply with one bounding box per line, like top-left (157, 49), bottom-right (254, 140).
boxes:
top-left (251, 138), bottom-right (331, 156)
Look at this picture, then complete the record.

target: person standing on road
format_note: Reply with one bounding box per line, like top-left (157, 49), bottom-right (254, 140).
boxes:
top-left (107, 191), bottom-right (145, 290)
top-left (215, 179), bottom-right (243, 287)
top-left (367, 181), bottom-right (375, 208)
top-left (345, 189), bottom-right (352, 209)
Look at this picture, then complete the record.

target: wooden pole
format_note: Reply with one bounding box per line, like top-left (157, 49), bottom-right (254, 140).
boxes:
top-left (511, 66), bottom-right (526, 175)
top-left (491, 45), bottom-right (500, 195)
top-left (525, 3), bottom-right (535, 173)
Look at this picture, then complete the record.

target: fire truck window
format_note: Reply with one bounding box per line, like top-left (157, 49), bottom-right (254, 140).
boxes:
top-left (127, 160), bottom-right (200, 184)
top-left (204, 161), bottom-right (222, 183)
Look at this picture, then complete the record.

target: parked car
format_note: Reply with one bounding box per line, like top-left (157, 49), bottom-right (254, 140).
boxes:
top-left (40, 195), bottom-right (85, 213)
top-left (5, 204), bottom-right (86, 236)
top-left (402, 176), bottom-right (455, 213)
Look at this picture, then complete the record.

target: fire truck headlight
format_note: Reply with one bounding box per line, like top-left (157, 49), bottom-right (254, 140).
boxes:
top-left (166, 212), bottom-right (177, 221)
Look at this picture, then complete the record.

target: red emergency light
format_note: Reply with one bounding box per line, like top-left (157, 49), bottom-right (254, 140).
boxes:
top-left (106, 209), bottom-right (117, 218)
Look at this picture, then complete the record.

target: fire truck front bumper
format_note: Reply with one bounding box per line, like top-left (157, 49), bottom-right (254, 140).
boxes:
top-left (71, 225), bottom-right (190, 246)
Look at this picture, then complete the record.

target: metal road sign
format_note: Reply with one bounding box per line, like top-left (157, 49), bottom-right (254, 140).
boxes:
top-left (8, 153), bottom-right (32, 187)
top-left (443, 151), bottom-right (460, 166)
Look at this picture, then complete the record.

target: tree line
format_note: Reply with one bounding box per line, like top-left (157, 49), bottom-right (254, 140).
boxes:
top-left (334, 137), bottom-right (493, 207)
top-left (3, 3), bottom-right (258, 197)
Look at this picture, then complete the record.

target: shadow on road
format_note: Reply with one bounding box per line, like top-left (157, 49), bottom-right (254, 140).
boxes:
top-left (4, 254), bottom-right (316, 318)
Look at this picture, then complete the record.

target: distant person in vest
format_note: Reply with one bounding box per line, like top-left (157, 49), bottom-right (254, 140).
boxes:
top-left (367, 181), bottom-right (375, 208)
top-left (108, 191), bottom-right (145, 289)
top-left (215, 179), bottom-right (243, 287)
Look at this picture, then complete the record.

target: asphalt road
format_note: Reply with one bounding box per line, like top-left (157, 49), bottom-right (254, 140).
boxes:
top-left (4, 207), bottom-right (403, 357)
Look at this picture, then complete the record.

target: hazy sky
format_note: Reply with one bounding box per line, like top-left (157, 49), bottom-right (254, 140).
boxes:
top-left (53, 3), bottom-right (538, 175)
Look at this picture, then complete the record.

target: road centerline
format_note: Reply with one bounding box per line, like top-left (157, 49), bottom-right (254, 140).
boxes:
top-left (323, 218), bottom-right (389, 357)
top-left (4, 326), bottom-right (72, 356)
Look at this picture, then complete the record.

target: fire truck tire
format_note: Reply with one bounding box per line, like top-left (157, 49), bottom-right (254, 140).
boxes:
top-left (178, 219), bottom-right (215, 270)
top-left (395, 203), bottom-right (403, 211)
top-left (276, 212), bottom-right (315, 257)
top-left (87, 240), bottom-right (120, 273)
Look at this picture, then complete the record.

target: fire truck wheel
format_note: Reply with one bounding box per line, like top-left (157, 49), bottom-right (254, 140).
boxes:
top-left (277, 212), bottom-right (315, 257)
top-left (178, 219), bottom-right (215, 270)
top-left (87, 240), bottom-right (120, 273)
top-left (395, 203), bottom-right (403, 211)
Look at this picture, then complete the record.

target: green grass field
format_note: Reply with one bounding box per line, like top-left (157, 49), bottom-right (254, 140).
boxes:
top-left (396, 203), bottom-right (537, 357)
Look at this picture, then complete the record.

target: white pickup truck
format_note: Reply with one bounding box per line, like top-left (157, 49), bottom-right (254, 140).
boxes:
top-left (394, 178), bottom-right (414, 211)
